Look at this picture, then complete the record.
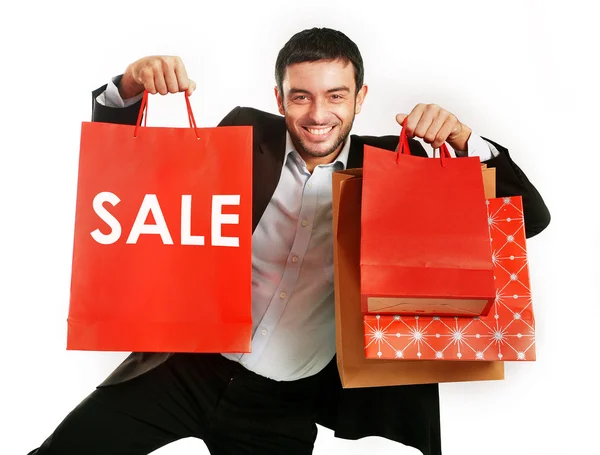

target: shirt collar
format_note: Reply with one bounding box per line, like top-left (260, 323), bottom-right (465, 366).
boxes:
top-left (284, 131), bottom-right (351, 170)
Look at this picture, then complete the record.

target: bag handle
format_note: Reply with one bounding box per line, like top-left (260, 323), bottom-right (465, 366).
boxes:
top-left (133, 90), bottom-right (200, 139)
top-left (396, 118), bottom-right (451, 166)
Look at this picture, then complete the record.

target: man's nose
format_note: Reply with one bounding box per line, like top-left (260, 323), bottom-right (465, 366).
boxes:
top-left (307, 99), bottom-right (329, 124)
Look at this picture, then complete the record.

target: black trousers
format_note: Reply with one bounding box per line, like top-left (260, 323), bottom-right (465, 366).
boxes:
top-left (28, 353), bottom-right (329, 455)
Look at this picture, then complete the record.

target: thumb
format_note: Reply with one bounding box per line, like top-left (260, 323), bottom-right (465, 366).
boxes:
top-left (395, 113), bottom-right (408, 126)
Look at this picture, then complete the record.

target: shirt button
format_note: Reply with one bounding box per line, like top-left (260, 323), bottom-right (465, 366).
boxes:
top-left (301, 219), bottom-right (309, 227)
top-left (280, 292), bottom-right (287, 299)
top-left (261, 329), bottom-right (268, 336)
top-left (291, 255), bottom-right (299, 263)
top-left (308, 183), bottom-right (313, 188)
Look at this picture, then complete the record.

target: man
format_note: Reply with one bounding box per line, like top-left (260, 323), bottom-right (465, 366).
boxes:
top-left (29, 27), bottom-right (550, 455)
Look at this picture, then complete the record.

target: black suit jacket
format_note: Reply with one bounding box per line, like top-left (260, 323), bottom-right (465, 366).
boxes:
top-left (89, 82), bottom-right (551, 455)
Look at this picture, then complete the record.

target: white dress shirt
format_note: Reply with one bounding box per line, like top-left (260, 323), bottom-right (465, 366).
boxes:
top-left (98, 76), bottom-right (499, 381)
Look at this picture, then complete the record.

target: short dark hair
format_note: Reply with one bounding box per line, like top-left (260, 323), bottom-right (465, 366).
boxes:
top-left (275, 27), bottom-right (364, 95)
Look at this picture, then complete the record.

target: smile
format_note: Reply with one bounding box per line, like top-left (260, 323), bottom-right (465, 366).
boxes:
top-left (304, 126), bottom-right (334, 136)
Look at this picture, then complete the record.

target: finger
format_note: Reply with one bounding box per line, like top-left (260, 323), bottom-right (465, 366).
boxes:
top-left (423, 110), bottom-right (448, 145)
top-left (186, 79), bottom-right (197, 96)
top-left (163, 62), bottom-right (180, 94)
top-left (404, 104), bottom-right (426, 138)
top-left (395, 113), bottom-right (408, 126)
top-left (154, 68), bottom-right (168, 96)
top-left (432, 117), bottom-right (456, 149)
top-left (174, 59), bottom-right (192, 94)
top-left (413, 105), bottom-right (437, 139)
top-left (139, 67), bottom-right (157, 94)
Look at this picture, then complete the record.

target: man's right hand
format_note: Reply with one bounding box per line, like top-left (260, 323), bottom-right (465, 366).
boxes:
top-left (119, 56), bottom-right (196, 99)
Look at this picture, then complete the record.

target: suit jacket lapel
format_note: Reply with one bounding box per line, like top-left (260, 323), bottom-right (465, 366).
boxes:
top-left (347, 135), bottom-right (365, 169)
top-left (252, 119), bottom-right (287, 232)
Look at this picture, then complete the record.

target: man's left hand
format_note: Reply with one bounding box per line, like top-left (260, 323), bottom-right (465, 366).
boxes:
top-left (396, 104), bottom-right (472, 152)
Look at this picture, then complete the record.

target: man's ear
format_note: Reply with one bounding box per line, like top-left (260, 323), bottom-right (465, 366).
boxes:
top-left (355, 84), bottom-right (368, 114)
top-left (274, 86), bottom-right (285, 116)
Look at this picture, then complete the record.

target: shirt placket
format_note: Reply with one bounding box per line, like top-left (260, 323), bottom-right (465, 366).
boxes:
top-left (239, 160), bottom-right (321, 368)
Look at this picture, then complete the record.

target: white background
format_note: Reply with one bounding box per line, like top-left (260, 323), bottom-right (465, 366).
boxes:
top-left (1, 1), bottom-right (598, 454)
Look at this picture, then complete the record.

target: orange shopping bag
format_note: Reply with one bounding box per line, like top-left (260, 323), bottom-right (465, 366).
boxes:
top-left (67, 91), bottom-right (253, 353)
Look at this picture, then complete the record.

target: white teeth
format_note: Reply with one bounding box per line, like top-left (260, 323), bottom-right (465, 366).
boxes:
top-left (307, 127), bottom-right (333, 135)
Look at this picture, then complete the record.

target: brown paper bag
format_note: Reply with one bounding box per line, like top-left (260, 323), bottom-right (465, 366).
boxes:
top-left (332, 168), bottom-right (504, 388)
top-left (481, 164), bottom-right (496, 199)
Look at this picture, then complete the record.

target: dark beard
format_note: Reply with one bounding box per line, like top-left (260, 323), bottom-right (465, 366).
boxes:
top-left (288, 119), bottom-right (354, 159)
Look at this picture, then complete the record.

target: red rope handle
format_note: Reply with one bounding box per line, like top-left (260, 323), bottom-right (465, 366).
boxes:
top-left (395, 119), bottom-right (411, 163)
top-left (134, 91), bottom-right (200, 139)
top-left (396, 118), bottom-right (451, 167)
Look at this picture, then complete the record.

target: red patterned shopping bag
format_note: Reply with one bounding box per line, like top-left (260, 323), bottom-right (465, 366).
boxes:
top-left (364, 196), bottom-right (535, 361)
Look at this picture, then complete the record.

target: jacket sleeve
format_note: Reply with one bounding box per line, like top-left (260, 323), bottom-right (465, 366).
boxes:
top-left (91, 75), bottom-right (142, 125)
top-left (481, 137), bottom-right (551, 238)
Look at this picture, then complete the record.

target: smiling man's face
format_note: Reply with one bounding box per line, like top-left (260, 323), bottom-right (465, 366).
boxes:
top-left (275, 59), bottom-right (367, 165)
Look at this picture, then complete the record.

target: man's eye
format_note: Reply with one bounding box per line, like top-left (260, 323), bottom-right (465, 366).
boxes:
top-left (331, 94), bottom-right (343, 100)
top-left (294, 95), bottom-right (307, 101)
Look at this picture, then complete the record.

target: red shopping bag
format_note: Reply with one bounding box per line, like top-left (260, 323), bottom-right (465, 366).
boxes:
top-left (360, 124), bottom-right (495, 317)
top-left (67, 91), bottom-right (253, 353)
